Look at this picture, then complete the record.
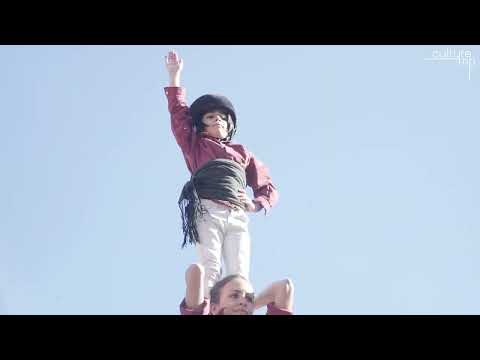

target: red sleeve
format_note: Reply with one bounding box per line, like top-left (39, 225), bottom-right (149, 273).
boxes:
top-left (179, 298), bottom-right (210, 315)
top-left (266, 302), bottom-right (293, 315)
top-left (164, 87), bottom-right (197, 166)
top-left (245, 152), bottom-right (279, 214)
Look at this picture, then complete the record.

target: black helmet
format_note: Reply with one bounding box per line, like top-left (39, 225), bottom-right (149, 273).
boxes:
top-left (190, 94), bottom-right (237, 140)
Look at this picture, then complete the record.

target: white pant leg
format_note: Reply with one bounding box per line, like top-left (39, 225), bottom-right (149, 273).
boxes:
top-left (222, 208), bottom-right (251, 281)
top-left (195, 200), bottom-right (227, 298)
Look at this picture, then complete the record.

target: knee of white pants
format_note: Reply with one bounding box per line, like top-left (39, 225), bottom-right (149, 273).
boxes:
top-left (225, 262), bottom-right (249, 279)
top-left (197, 243), bottom-right (222, 273)
top-left (223, 235), bottom-right (251, 279)
top-left (223, 252), bottom-right (250, 279)
top-left (195, 217), bottom-right (223, 277)
top-left (203, 267), bottom-right (221, 299)
top-left (222, 209), bottom-right (251, 278)
top-left (196, 246), bottom-right (221, 298)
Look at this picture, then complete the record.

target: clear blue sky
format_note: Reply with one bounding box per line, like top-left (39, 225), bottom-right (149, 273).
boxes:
top-left (1, 45), bottom-right (479, 314)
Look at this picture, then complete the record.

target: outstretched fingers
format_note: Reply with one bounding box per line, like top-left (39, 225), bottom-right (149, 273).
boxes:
top-left (166, 49), bottom-right (179, 64)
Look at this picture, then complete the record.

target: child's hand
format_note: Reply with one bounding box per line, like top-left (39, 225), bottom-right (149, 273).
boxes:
top-left (165, 50), bottom-right (184, 76)
top-left (237, 189), bottom-right (257, 212)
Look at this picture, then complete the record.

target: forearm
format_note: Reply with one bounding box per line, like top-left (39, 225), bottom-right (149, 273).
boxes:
top-left (254, 278), bottom-right (294, 311)
top-left (185, 263), bottom-right (205, 309)
top-left (165, 50), bottom-right (183, 88)
top-left (254, 285), bottom-right (275, 310)
top-left (169, 72), bottom-right (181, 87)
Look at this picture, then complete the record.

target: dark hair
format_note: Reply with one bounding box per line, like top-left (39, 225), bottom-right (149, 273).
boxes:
top-left (209, 274), bottom-right (248, 304)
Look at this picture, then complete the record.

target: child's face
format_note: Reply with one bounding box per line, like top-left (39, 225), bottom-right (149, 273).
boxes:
top-left (201, 111), bottom-right (229, 140)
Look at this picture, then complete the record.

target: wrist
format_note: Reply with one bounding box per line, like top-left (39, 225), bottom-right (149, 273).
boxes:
top-left (168, 73), bottom-right (181, 87)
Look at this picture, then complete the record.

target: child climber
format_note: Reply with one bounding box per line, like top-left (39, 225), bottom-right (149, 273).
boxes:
top-left (164, 50), bottom-right (278, 297)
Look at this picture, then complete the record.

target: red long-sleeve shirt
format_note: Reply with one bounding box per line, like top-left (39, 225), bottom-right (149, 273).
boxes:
top-left (165, 87), bottom-right (278, 212)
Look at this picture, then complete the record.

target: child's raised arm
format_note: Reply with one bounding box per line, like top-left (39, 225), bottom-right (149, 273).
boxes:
top-left (164, 50), bottom-right (183, 87)
top-left (164, 50), bottom-right (196, 168)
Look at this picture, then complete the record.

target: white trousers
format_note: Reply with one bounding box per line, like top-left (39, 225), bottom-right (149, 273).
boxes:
top-left (196, 199), bottom-right (251, 298)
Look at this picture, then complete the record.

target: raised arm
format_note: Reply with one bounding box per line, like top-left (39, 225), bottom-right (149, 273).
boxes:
top-left (164, 50), bottom-right (196, 169)
top-left (184, 263), bottom-right (205, 309)
top-left (254, 278), bottom-right (294, 313)
top-left (165, 50), bottom-right (183, 87)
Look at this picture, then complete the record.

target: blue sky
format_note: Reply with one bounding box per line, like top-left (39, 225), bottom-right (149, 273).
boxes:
top-left (1, 45), bottom-right (479, 314)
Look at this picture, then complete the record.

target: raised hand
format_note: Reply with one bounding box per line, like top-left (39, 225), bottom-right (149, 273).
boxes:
top-left (165, 49), bottom-right (184, 76)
